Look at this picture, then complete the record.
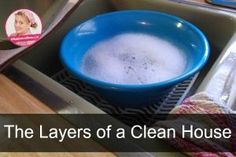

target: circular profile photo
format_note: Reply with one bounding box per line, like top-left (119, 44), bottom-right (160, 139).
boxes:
top-left (5, 9), bottom-right (42, 47)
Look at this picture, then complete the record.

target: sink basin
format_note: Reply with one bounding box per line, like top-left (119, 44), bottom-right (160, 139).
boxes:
top-left (21, 0), bottom-right (236, 84)
top-left (4, 0), bottom-right (236, 155)
top-left (16, 0), bottom-right (236, 129)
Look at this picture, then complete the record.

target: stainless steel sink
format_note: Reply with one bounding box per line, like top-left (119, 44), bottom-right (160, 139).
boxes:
top-left (21, 0), bottom-right (236, 80)
top-left (3, 0), bottom-right (236, 155)
top-left (17, 0), bottom-right (236, 108)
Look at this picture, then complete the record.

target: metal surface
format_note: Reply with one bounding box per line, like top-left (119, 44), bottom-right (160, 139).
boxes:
top-left (4, 67), bottom-right (78, 113)
top-left (9, 60), bottom-right (106, 114)
top-left (206, 0), bottom-right (236, 9)
top-left (197, 35), bottom-right (236, 111)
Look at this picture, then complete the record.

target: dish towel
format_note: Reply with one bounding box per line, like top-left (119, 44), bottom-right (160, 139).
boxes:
top-left (155, 92), bottom-right (236, 157)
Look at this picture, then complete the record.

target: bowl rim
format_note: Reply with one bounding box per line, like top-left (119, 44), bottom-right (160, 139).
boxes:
top-left (60, 10), bottom-right (210, 90)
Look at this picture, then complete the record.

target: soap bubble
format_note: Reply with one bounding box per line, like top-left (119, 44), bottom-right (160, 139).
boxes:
top-left (81, 33), bottom-right (186, 85)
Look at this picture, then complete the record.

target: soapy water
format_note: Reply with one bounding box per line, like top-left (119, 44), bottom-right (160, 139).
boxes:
top-left (81, 33), bottom-right (186, 85)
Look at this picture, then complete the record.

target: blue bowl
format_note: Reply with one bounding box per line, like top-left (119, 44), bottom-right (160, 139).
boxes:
top-left (60, 10), bottom-right (210, 108)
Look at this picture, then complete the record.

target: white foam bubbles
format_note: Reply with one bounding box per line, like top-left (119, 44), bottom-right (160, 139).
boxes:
top-left (81, 33), bottom-right (186, 85)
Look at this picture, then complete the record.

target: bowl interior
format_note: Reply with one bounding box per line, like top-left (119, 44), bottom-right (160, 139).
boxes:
top-left (60, 10), bottom-right (209, 88)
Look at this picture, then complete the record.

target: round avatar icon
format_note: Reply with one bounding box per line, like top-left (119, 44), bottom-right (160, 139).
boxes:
top-left (5, 9), bottom-right (42, 47)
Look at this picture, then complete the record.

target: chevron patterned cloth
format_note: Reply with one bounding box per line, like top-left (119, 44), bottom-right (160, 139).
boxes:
top-left (155, 92), bottom-right (235, 157)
